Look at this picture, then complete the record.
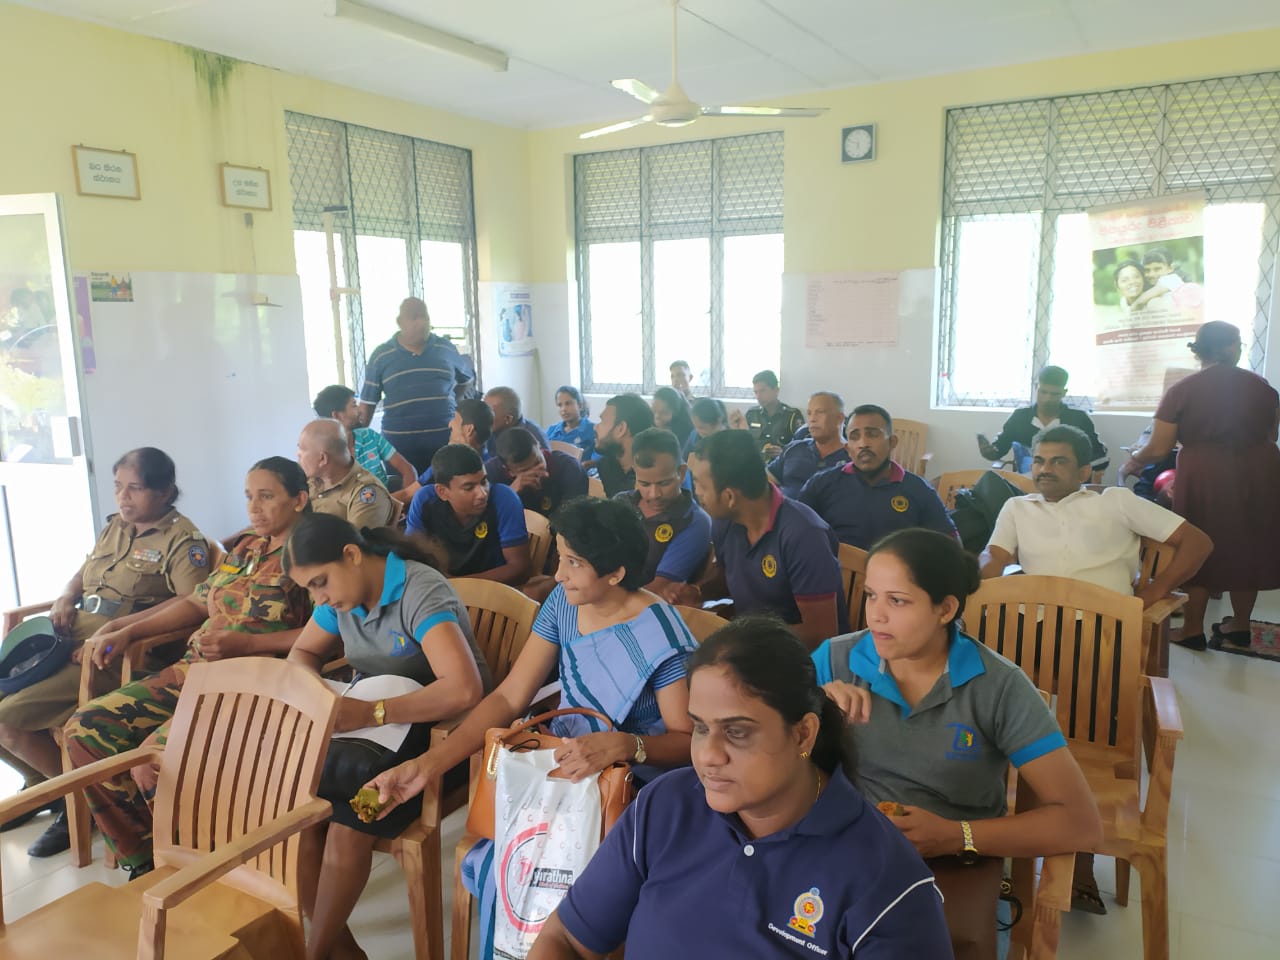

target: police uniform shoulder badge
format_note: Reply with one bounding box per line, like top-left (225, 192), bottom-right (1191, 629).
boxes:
top-left (187, 544), bottom-right (209, 568)
top-left (761, 554), bottom-right (778, 578)
top-left (357, 485), bottom-right (378, 505)
top-left (475, 520), bottom-right (489, 539)
top-left (654, 523), bottom-right (674, 544)
top-left (890, 495), bottom-right (909, 513)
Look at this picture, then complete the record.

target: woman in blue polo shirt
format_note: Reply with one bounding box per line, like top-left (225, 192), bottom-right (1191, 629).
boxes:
top-left (813, 529), bottom-right (1101, 959)
top-left (530, 618), bottom-right (952, 958)
top-left (545, 385), bottom-right (596, 459)
top-left (283, 513), bottom-right (489, 960)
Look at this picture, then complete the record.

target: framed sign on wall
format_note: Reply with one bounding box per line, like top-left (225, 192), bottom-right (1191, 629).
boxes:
top-left (72, 145), bottom-right (140, 200)
top-left (219, 163), bottom-right (272, 210)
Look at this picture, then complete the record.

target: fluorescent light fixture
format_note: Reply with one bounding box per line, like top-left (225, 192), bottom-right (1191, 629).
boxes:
top-left (330, 0), bottom-right (508, 71)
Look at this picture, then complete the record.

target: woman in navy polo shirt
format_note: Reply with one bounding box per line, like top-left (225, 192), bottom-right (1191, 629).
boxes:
top-left (283, 513), bottom-right (488, 960)
top-left (814, 529), bottom-right (1102, 959)
top-left (530, 618), bottom-right (952, 958)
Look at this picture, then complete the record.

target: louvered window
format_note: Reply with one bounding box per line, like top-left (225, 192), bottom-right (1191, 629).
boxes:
top-left (939, 72), bottom-right (1280, 408)
top-left (575, 132), bottom-right (785, 397)
top-left (285, 112), bottom-right (478, 395)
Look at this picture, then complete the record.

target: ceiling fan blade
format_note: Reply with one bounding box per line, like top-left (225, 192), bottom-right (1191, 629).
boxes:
top-left (579, 116), bottom-right (654, 140)
top-left (701, 105), bottom-right (828, 118)
top-left (612, 78), bottom-right (663, 105)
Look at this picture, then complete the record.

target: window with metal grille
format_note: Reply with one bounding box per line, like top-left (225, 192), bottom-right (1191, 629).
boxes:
top-left (575, 131), bottom-right (784, 398)
top-left (285, 112), bottom-right (479, 396)
top-left (939, 71), bottom-right (1280, 409)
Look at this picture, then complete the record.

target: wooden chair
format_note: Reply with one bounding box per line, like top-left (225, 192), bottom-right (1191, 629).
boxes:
top-left (933, 469), bottom-right (1037, 511)
top-left (548, 440), bottom-right (583, 462)
top-left (524, 509), bottom-right (553, 575)
top-left (0, 657), bottom-right (337, 960)
top-left (674, 604), bottom-right (726, 643)
top-left (381, 578), bottom-right (539, 960)
top-left (587, 476), bottom-right (605, 499)
top-left (837, 544), bottom-right (868, 631)
top-left (892, 418), bottom-right (933, 476)
top-left (1135, 536), bottom-right (1185, 680)
top-left (969, 575), bottom-right (1182, 960)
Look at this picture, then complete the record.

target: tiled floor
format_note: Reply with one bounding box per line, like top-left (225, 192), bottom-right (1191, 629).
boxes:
top-left (3, 592), bottom-right (1278, 958)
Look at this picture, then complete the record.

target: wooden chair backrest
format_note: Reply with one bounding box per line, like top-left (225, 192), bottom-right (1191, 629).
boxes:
top-left (549, 440), bottom-right (583, 462)
top-left (674, 605), bottom-right (728, 643)
top-left (150, 659), bottom-right (338, 902)
top-left (450, 578), bottom-right (540, 685)
top-left (587, 476), bottom-right (606, 499)
top-left (934, 469), bottom-right (1037, 510)
top-left (1137, 535), bottom-right (1177, 593)
top-left (892, 419), bottom-right (929, 474)
top-left (524, 509), bottom-right (553, 575)
top-left (838, 544), bottom-right (869, 631)
top-left (968, 575), bottom-right (1144, 762)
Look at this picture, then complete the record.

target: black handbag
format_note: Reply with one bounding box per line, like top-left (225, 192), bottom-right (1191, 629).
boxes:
top-left (317, 737), bottom-right (401, 804)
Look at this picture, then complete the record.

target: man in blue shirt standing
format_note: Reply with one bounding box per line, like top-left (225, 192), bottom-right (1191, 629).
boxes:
top-left (767, 391), bottom-right (850, 498)
top-left (359, 297), bottom-right (475, 474)
top-left (406, 444), bottom-right (529, 586)
top-left (800, 404), bottom-right (956, 550)
top-left (680, 430), bottom-right (847, 649)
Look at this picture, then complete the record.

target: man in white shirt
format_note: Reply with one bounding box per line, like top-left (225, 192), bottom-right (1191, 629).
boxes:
top-left (978, 423), bottom-right (1211, 917)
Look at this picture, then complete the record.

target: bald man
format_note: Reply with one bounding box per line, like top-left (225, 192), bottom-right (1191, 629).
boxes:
top-left (358, 296), bottom-right (476, 473)
top-left (297, 419), bottom-right (397, 529)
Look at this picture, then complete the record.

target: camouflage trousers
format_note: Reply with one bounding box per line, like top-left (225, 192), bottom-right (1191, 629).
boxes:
top-left (63, 659), bottom-right (191, 868)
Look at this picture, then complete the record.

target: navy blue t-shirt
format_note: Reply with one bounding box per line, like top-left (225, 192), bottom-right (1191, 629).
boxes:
top-left (711, 487), bottom-right (849, 632)
top-left (557, 766), bottom-right (951, 958)
top-left (404, 482), bottom-right (527, 575)
top-left (484, 449), bottom-right (588, 517)
top-left (799, 461), bottom-right (957, 550)
top-left (768, 439), bottom-right (852, 499)
top-left (360, 334), bottom-right (474, 443)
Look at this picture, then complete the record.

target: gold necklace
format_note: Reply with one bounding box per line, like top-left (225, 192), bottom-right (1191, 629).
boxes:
top-left (814, 770), bottom-right (824, 802)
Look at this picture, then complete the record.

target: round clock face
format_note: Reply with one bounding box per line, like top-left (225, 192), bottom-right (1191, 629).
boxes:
top-left (844, 128), bottom-right (872, 160)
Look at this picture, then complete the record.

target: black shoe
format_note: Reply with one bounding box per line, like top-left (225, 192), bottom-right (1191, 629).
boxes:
top-left (1173, 632), bottom-right (1207, 651)
top-left (124, 860), bottom-right (154, 882)
top-left (1, 792), bottom-right (62, 833)
top-left (27, 807), bottom-right (71, 857)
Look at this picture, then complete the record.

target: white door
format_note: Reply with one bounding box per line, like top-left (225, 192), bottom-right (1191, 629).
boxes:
top-left (0, 194), bottom-right (95, 608)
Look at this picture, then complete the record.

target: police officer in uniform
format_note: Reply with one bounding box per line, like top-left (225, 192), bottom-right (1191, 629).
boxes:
top-left (737, 369), bottom-right (804, 459)
top-left (297, 419), bottom-right (397, 529)
top-left (0, 448), bottom-right (210, 856)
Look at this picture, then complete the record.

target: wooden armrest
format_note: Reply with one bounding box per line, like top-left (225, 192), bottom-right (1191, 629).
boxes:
top-left (1035, 851), bottom-right (1076, 912)
top-left (142, 797), bottom-right (332, 910)
top-left (0, 744), bottom-right (162, 824)
top-left (1142, 594), bottom-right (1187, 625)
top-left (321, 657), bottom-right (350, 677)
top-left (429, 714), bottom-right (464, 749)
top-left (2, 600), bottom-right (55, 635)
top-left (1144, 675), bottom-right (1183, 739)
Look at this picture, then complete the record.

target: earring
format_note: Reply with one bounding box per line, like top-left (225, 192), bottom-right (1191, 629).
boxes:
top-left (800, 751), bottom-right (810, 760)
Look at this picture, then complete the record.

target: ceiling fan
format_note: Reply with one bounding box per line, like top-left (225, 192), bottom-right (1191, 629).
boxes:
top-left (579, 0), bottom-right (828, 140)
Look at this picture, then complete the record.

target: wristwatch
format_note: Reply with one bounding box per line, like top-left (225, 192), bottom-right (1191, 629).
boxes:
top-left (373, 700), bottom-right (386, 726)
top-left (631, 734), bottom-right (647, 764)
top-left (959, 820), bottom-right (980, 865)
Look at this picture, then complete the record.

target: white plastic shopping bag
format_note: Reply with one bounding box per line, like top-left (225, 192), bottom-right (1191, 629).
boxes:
top-left (493, 746), bottom-right (602, 959)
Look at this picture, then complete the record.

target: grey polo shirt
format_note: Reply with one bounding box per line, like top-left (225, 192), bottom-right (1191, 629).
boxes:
top-left (311, 553), bottom-right (491, 690)
top-left (813, 626), bottom-right (1066, 821)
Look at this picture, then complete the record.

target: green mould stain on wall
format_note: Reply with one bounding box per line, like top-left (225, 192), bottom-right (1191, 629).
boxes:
top-left (185, 47), bottom-right (241, 108)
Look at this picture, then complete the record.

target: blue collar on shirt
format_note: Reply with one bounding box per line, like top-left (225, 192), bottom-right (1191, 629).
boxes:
top-left (841, 459), bottom-right (906, 487)
top-left (711, 765), bottom-right (865, 842)
top-left (847, 623), bottom-right (986, 710)
top-left (350, 552), bottom-right (407, 621)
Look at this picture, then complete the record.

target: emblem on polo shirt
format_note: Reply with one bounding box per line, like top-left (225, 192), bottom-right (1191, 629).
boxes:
top-left (390, 632), bottom-right (412, 656)
top-left (890, 495), bottom-right (909, 513)
top-left (761, 554), bottom-right (778, 578)
top-left (541, 496), bottom-right (552, 511)
top-left (655, 523), bottom-right (674, 543)
top-left (475, 521), bottom-right (489, 539)
top-left (945, 722), bottom-right (980, 761)
top-left (788, 887), bottom-right (825, 937)
top-left (358, 484), bottom-right (377, 504)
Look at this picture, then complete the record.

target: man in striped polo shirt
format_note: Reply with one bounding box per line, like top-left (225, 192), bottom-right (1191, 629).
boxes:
top-left (359, 296), bottom-right (475, 474)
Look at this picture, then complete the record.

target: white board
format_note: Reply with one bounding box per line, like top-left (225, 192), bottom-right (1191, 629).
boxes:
top-left (78, 271), bottom-right (311, 541)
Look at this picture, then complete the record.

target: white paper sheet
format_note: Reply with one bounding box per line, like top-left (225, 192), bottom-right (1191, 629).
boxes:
top-left (324, 674), bottom-right (423, 751)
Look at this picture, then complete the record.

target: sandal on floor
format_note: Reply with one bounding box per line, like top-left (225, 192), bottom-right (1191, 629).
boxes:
top-left (1223, 630), bottom-right (1253, 647)
top-left (1071, 882), bottom-right (1108, 915)
top-left (1173, 632), bottom-right (1207, 651)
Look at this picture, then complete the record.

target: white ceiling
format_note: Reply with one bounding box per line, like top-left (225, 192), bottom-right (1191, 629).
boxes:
top-left (16, 0), bottom-right (1280, 129)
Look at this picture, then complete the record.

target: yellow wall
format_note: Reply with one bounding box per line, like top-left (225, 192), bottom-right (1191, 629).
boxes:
top-left (527, 27), bottom-right (1280, 282)
top-left (0, 4), bottom-right (530, 281)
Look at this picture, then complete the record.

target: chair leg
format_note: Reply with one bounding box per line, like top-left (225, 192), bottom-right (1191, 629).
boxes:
top-left (451, 853), bottom-right (474, 960)
top-left (1115, 858), bottom-right (1131, 907)
top-left (60, 736), bottom-right (94, 869)
top-left (393, 831), bottom-right (444, 960)
top-left (1132, 847), bottom-right (1170, 960)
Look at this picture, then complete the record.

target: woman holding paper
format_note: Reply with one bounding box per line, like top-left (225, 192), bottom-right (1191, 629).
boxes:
top-left (283, 512), bottom-right (489, 960)
top-left (370, 495), bottom-right (699, 959)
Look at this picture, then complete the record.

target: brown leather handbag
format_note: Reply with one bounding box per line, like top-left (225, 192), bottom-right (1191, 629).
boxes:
top-left (465, 707), bottom-right (636, 840)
